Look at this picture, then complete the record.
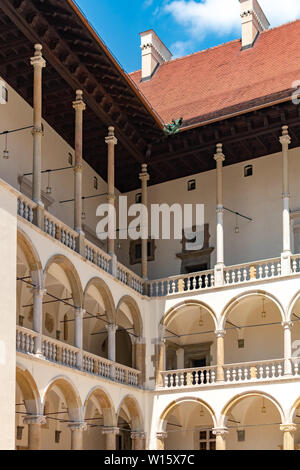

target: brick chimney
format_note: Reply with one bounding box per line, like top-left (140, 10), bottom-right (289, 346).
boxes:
top-left (239, 0), bottom-right (269, 50)
top-left (140, 30), bottom-right (172, 81)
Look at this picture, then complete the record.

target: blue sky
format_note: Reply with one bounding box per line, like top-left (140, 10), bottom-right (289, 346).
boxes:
top-left (75, 0), bottom-right (300, 73)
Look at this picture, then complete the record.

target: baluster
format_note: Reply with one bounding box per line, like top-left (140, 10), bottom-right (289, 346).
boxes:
top-left (293, 362), bottom-right (299, 376)
top-left (264, 265), bottom-right (270, 278)
top-left (232, 369), bottom-right (237, 381)
top-left (211, 370), bottom-right (216, 383)
top-left (226, 369), bottom-right (231, 382)
top-left (24, 204), bottom-right (29, 221)
top-left (258, 366), bottom-right (264, 379)
top-left (278, 363), bottom-right (283, 377)
top-left (25, 334), bottom-right (30, 353)
top-left (265, 366), bottom-right (270, 378)
top-left (237, 271), bottom-right (242, 283)
top-left (21, 333), bottom-right (26, 352)
top-left (277, 263), bottom-right (281, 276)
top-left (16, 331), bottom-right (21, 350)
top-left (271, 364), bottom-right (276, 378)
top-left (211, 274), bottom-right (215, 287)
top-left (164, 375), bottom-right (169, 388)
top-left (225, 272), bottom-right (230, 284)
top-left (292, 260), bottom-right (297, 274)
top-left (175, 373), bottom-right (179, 387)
top-left (19, 201), bottom-right (24, 218)
top-left (271, 265), bottom-right (275, 277)
top-left (238, 368), bottom-right (243, 381)
top-left (243, 269), bottom-right (247, 282)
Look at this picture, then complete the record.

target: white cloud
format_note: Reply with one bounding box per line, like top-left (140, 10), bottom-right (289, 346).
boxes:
top-left (164, 0), bottom-right (300, 40)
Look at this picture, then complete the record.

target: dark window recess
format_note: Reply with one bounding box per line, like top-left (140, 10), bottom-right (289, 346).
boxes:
top-left (68, 153), bottom-right (73, 166)
top-left (93, 176), bottom-right (98, 190)
top-left (2, 85), bottom-right (8, 102)
top-left (244, 165), bottom-right (253, 177)
top-left (238, 339), bottom-right (245, 349)
top-left (135, 241), bottom-right (151, 261)
top-left (188, 179), bottom-right (196, 191)
top-left (135, 193), bottom-right (142, 204)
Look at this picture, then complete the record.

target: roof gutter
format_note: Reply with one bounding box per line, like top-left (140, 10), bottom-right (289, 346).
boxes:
top-left (179, 91), bottom-right (295, 133)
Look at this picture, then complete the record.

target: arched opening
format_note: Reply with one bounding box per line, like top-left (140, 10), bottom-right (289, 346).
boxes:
top-left (83, 278), bottom-right (115, 360)
top-left (288, 293), bottom-right (300, 367)
top-left (223, 393), bottom-right (283, 450)
top-left (162, 301), bottom-right (217, 384)
top-left (117, 396), bottom-right (143, 450)
top-left (116, 297), bottom-right (143, 369)
top-left (83, 387), bottom-right (115, 450)
top-left (17, 231), bottom-right (42, 330)
top-left (160, 399), bottom-right (216, 450)
top-left (41, 377), bottom-right (82, 450)
top-left (43, 256), bottom-right (82, 346)
top-left (223, 293), bottom-right (284, 367)
top-left (15, 367), bottom-right (41, 450)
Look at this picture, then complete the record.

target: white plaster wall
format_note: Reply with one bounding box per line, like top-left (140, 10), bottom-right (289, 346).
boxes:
top-left (0, 183), bottom-right (17, 449)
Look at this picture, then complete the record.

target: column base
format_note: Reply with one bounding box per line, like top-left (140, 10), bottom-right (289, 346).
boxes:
top-left (109, 253), bottom-right (117, 277)
top-left (33, 204), bottom-right (45, 230)
top-left (281, 252), bottom-right (291, 276)
top-left (76, 233), bottom-right (86, 257)
top-left (214, 263), bottom-right (225, 287)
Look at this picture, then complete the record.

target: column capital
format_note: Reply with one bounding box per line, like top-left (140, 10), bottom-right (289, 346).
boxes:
top-left (156, 431), bottom-right (168, 440)
top-left (30, 44), bottom-right (46, 69)
top-left (214, 143), bottom-right (225, 163)
top-left (102, 427), bottom-right (120, 436)
top-left (280, 126), bottom-right (291, 146)
top-left (72, 90), bottom-right (86, 112)
top-left (280, 424), bottom-right (297, 433)
top-left (105, 126), bottom-right (118, 146)
top-left (215, 330), bottom-right (226, 338)
top-left (139, 163), bottom-right (150, 182)
top-left (131, 432), bottom-right (146, 440)
top-left (212, 427), bottom-right (228, 437)
top-left (106, 323), bottom-right (118, 334)
top-left (74, 307), bottom-right (86, 317)
top-left (24, 415), bottom-right (46, 426)
top-left (68, 422), bottom-right (87, 432)
top-left (31, 287), bottom-right (47, 297)
top-left (282, 321), bottom-right (293, 329)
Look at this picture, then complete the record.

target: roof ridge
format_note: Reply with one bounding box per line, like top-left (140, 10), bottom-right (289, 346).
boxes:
top-left (129, 18), bottom-right (300, 74)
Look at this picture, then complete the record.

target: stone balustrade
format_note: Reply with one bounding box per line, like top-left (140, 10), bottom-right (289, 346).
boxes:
top-left (16, 326), bottom-right (37, 354)
top-left (117, 262), bottom-right (145, 295)
top-left (224, 258), bottom-right (281, 285)
top-left (17, 194), bottom-right (36, 223)
top-left (159, 359), bottom-right (290, 390)
top-left (44, 210), bottom-right (78, 251)
top-left (85, 240), bottom-right (111, 274)
top-left (160, 366), bottom-right (217, 389)
top-left (149, 269), bottom-right (215, 297)
top-left (16, 189), bottom-right (300, 300)
top-left (16, 326), bottom-right (140, 387)
top-left (224, 359), bottom-right (285, 382)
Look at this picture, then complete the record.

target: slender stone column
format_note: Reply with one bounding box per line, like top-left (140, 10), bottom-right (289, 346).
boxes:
top-left (32, 287), bottom-right (46, 356)
top-left (134, 337), bottom-right (146, 386)
top-left (74, 308), bottom-right (85, 369)
top-left (24, 415), bottom-right (46, 450)
top-left (176, 348), bottom-right (185, 370)
top-left (69, 422), bottom-right (87, 450)
top-left (282, 321), bottom-right (293, 375)
top-left (139, 163), bottom-right (150, 280)
top-left (280, 424), bottom-right (296, 450)
top-left (212, 428), bottom-right (228, 450)
top-left (30, 44), bottom-right (46, 229)
top-left (72, 90), bottom-right (86, 240)
top-left (156, 432), bottom-right (167, 450)
top-left (214, 144), bottom-right (225, 286)
top-left (102, 427), bottom-right (119, 450)
top-left (105, 127), bottom-right (118, 275)
top-left (106, 324), bottom-right (118, 362)
top-left (131, 432), bottom-right (146, 450)
top-left (216, 330), bottom-right (226, 382)
top-left (280, 126), bottom-right (292, 275)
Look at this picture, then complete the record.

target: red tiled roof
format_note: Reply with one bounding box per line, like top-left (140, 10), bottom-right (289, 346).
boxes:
top-left (130, 20), bottom-right (300, 127)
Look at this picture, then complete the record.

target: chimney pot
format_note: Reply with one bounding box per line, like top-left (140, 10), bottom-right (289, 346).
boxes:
top-left (239, 0), bottom-right (269, 49)
top-left (139, 30), bottom-right (172, 81)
